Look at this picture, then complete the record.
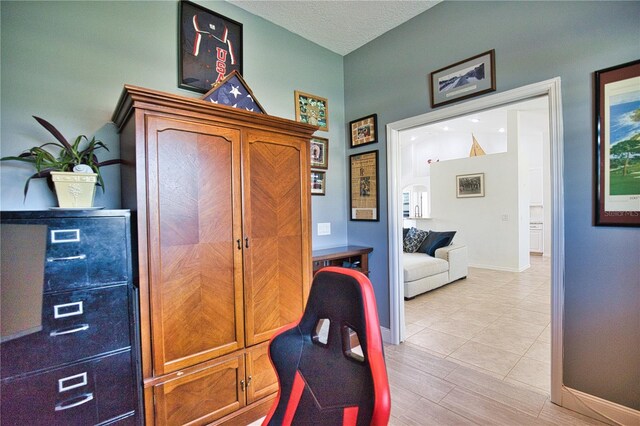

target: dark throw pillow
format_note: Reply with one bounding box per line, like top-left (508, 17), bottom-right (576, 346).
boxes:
top-left (403, 227), bottom-right (410, 239)
top-left (419, 230), bottom-right (456, 256)
top-left (403, 227), bottom-right (429, 253)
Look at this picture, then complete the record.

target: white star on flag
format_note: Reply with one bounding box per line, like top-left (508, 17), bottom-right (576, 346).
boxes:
top-left (229, 85), bottom-right (242, 98)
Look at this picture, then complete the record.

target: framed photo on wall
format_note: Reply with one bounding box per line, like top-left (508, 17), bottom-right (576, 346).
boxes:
top-left (430, 49), bottom-right (496, 108)
top-left (311, 170), bottom-right (326, 196)
top-left (350, 150), bottom-right (379, 221)
top-left (594, 59), bottom-right (640, 226)
top-left (456, 173), bottom-right (485, 198)
top-left (310, 137), bottom-right (329, 169)
top-left (294, 91), bottom-right (329, 131)
top-left (350, 114), bottom-right (378, 148)
top-left (179, 0), bottom-right (243, 94)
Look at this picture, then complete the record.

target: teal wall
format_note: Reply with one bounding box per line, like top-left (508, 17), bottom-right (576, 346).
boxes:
top-left (344, 0), bottom-right (639, 410)
top-left (0, 0), bottom-right (348, 248)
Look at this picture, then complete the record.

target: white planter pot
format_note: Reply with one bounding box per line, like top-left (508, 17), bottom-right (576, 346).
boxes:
top-left (50, 171), bottom-right (97, 208)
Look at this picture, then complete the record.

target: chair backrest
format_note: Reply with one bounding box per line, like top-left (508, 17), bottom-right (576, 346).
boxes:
top-left (263, 267), bottom-right (390, 426)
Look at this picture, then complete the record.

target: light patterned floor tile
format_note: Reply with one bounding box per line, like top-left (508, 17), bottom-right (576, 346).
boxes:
top-left (405, 328), bottom-right (467, 356)
top-left (506, 357), bottom-right (550, 393)
top-left (524, 340), bottom-right (551, 364)
top-left (449, 341), bottom-right (522, 376)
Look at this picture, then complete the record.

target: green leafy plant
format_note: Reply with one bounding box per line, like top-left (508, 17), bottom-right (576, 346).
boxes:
top-left (0, 116), bottom-right (120, 199)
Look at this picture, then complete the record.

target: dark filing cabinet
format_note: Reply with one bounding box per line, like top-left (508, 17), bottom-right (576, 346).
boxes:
top-left (0, 210), bottom-right (142, 425)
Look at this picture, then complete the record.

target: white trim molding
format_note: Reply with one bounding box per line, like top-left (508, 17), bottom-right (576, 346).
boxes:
top-left (561, 386), bottom-right (640, 426)
top-left (386, 78), bottom-right (565, 406)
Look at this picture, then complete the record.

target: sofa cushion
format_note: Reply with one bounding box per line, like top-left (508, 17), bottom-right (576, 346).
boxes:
top-left (419, 230), bottom-right (456, 256)
top-left (403, 252), bottom-right (449, 282)
top-left (403, 227), bottom-right (428, 253)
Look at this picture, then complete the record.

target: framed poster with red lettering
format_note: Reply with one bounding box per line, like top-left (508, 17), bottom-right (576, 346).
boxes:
top-left (179, 0), bottom-right (243, 94)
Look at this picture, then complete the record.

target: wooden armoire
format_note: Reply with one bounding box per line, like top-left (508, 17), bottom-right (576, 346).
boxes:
top-left (112, 85), bottom-right (316, 425)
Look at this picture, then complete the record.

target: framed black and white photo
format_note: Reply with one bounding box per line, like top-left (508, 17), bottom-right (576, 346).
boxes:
top-left (456, 173), bottom-right (485, 198)
top-left (310, 137), bottom-right (329, 169)
top-left (594, 59), bottom-right (640, 226)
top-left (179, 0), bottom-right (243, 94)
top-left (430, 50), bottom-right (496, 108)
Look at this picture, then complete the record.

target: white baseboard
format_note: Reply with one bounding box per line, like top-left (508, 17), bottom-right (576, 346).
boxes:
top-left (468, 263), bottom-right (530, 273)
top-left (561, 386), bottom-right (640, 425)
top-left (380, 326), bottom-right (392, 344)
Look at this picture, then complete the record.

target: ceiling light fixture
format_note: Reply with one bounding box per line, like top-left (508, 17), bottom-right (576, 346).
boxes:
top-left (498, 128), bottom-right (505, 133)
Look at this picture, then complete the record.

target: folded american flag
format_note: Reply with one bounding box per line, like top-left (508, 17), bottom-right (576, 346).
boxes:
top-left (201, 71), bottom-right (265, 114)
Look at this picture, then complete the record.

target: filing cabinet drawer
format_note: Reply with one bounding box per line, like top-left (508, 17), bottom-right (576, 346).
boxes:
top-left (1, 284), bottom-right (131, 378)
top-left (1, 349), bottom-right (137, 426)
top-left (43, 217), bottom-right (128, 292)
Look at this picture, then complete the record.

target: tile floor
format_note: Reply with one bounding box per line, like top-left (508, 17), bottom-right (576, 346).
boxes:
top-left (402, 255), bottom-right (552, 394)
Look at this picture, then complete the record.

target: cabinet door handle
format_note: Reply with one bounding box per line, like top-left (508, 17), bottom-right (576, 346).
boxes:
top-left (246, 375), bottom-right (252, 388)
top-left (237, 239), bottom-right (242, 250)
top-left (245, 237), bottom-right (249, 248)
top-left (54, 392), bottom-right (94, 411)
top-left (47, 254), bottom-right (87, 262)
top-left (50, 324), bottom-right (89, 337)
top-left (240, 379), bottom-right (245, 392)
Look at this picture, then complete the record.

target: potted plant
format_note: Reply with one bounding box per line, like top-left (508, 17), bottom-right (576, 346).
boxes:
top-left (0, 116), bottom-right (120, 208)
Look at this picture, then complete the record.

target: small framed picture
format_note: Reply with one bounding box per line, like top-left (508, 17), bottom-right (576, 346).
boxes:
top-left (350, 114), bottom-right (378, 148)
top-left (594, 59), bottom-right (640, 226)
top-left (311, 170), bottom-right (326, 196)
top-left (295, 91), bottom-right (329, 131)
top-left (430, 49), bottom-right (496, 108)
top-left (310, 137), bottom-right (329, 169)
top-left (350, 150), bottom-right (379, 221)
top-left (179, 0), bottom-right (243, 94)
top-left (456, 173), bottom-right (485, 198)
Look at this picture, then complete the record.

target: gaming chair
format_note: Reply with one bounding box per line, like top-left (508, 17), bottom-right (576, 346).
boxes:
top-left (262, 267), bottom-right (391, 426)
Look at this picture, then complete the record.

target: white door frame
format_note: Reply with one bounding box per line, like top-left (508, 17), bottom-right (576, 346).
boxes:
top-left (386, 78), bottom-right (564, 404)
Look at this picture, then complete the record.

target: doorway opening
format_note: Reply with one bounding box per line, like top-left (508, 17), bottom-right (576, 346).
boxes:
top-left (386, 78), bottom-right (564, 404)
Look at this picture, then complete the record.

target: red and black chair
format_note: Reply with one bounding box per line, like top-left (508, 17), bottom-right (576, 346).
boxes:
top-left (263, 267), bottom-right (391, 426)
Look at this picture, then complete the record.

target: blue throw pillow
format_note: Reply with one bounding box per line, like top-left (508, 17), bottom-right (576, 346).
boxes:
top-left (419, 230), bottom-right (456, 256)
top-left (403, 227), bottom-right (429, 253)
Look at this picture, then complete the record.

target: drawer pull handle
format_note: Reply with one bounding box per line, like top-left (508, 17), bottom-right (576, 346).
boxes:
top-left (50, 324), bottom-right (89, 337)
top-left (47, 254), bottom-right (87, 262)
top-left (54, 301), bottom-right (83, 319)
top-left (54, 392), bottom-right (94, 411)
top-left (51, 229), bottom-right (80, 243)
top-left (58, 372), bottom-right (88, 392)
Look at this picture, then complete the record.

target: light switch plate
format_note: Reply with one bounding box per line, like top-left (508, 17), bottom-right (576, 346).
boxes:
top-left (317, 223), bottom-right (331, 236)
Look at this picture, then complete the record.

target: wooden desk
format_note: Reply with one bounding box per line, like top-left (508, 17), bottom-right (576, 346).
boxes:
top-left (312, 245), bottom-right (373, 276)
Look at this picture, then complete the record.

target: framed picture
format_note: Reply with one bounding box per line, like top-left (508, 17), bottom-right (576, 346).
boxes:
top-left (311, 170), bottom-right (326, 196)
top-left (179, 0), bottom-right (243, 94)
top-left (310, 137), bottom-right (329, 169)
top-left (350, 114), bottom-right (378, 148)
top-left (295, 91), bottom-right (329, 131)
top-left (430, 49), bottom-right (496, 108)
top-left (350, 151), bottom-right (379, 221)
top-left (594, 59), bottom-right (640, 227)
top-left (456, 173), bottom-right (485, 198)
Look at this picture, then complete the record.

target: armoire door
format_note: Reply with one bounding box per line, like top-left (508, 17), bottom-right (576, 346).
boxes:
top-left (145, 116), bottom-right (245, 375)
top-left (242, 129), bottom-right (311, 346)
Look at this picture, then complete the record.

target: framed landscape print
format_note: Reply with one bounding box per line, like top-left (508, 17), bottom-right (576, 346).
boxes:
top-left (350, 114), bottom-right (378, 148)
top-left (350, 150), bottom-right (379, 221)
top-left (456, 173), bottom-right (485, 198)
top-left (179, 0), bottom-right (243, 94)
top-left (310, 137), bottom-right (329, 169)
top-left (311, 170), bottom-right (326, 196)
top-left (295, 91), bottom-right (329, 131)
top-left (594, 59), bottom-right (640, 226)
top-left (430, 49), bottom-right (496, 108)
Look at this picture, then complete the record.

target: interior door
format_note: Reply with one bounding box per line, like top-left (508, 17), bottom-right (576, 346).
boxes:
top-left (146, 116), bottom-right (245, 375)
top-left (242, 129), bottom-right (311, 346)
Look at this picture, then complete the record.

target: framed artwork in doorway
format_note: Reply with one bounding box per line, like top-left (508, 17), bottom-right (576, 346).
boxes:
top-left (594, 59), bottom-right (640, 226)
top-left (456, 173), bottom-right (485, 198)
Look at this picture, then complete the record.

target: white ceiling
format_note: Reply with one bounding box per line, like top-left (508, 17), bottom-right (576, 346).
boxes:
top-left (226, 0), bottom-right (441, 56)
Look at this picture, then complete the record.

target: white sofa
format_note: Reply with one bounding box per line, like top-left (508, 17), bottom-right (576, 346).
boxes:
top-left (403, 244), bottom-right (468, 299)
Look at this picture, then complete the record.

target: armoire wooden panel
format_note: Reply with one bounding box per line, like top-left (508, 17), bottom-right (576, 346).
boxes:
top-left (113, 85), bottom-right (316, 425)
